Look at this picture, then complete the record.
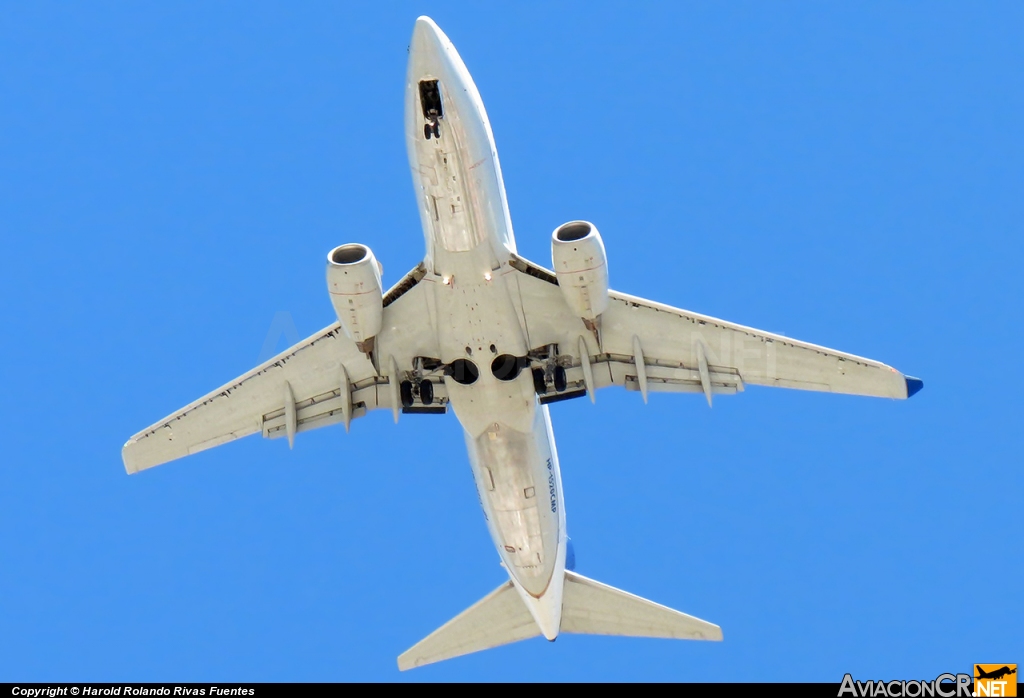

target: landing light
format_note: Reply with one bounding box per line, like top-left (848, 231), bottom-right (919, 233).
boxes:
top-left (484, 272), bottom-right (492, 281)
top-left (442, 276), bottom-right (451, 285)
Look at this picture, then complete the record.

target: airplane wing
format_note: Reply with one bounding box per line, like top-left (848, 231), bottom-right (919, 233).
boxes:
top-left (122, 265), bottom-right (440, 473)
top-left (508, 256), bottom-right (921, 403)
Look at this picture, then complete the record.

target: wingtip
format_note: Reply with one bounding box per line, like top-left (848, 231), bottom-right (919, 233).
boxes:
top-left (396, 651), bottom-right (419, 672)
top-left (905, 376), bottom-right (924, 398)
top-left (122, 439), bottom-right (139, 475)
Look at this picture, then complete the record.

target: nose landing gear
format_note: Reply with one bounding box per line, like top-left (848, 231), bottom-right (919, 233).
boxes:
top-left (419, 79), bottom-right (443, 140)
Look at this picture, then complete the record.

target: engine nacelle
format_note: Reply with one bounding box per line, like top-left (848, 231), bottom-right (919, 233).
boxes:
top-left (327, 244), bottom-right (383, 350)
top-left (551, 220), bottom-right (609, 321)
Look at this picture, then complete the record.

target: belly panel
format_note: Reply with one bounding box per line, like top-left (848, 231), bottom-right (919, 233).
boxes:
top-left (465, 403), bottom-right (561, 597)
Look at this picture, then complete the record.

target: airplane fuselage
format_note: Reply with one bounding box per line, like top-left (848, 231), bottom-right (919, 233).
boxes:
top-left (120, 16), bottom-right (920, 668)
top-left (404, 18), bottom-right (567, 638)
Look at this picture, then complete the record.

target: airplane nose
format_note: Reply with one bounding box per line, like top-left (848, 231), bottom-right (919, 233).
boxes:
top-left (410, 16), bottom-right (448, 58)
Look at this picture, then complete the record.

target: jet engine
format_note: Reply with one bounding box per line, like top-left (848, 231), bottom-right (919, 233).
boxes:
top-left (327, 243), bottom-right (383, 352)
top-left (551, 220), bottom-right (609, 322)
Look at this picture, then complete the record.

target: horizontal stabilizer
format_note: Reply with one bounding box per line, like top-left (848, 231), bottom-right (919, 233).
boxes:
top-left (397, 581), bottom-right (539, 671)
top-left (561, 571), bottom-right (722, 641)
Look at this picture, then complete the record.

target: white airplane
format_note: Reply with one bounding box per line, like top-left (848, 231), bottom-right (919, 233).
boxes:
top-left (122, 16), bottom-right (923, 671)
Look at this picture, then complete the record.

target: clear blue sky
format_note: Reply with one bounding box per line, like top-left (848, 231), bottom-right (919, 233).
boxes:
top-left (1, 2), bottom-right (1020, 682)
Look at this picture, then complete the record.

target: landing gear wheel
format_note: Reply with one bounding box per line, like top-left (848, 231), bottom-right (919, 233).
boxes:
top-left (553, 365), bottom-right (567, 393)
top-left (532, 368), bottom-right (546, 395)
top-left (400, 380), bottom-right (415, 408)
top-left (432, 122), bottom-right (440, 139)
top-left (419, 380), bottom-right (434, 406)
top-left (423, 123), bottom-right (432, 140)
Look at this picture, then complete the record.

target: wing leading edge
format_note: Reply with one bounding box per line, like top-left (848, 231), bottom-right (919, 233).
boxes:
top-left (511, 259), bottom-right (922, 402)
top-left (121, 323), bottom-right (376, 474)
top-left (122, 266), bottom-right (439, 473)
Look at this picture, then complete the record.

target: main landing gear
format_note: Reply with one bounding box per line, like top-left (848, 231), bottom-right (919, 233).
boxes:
top-left (400, 379), bottom-right (435, 407)
top-left (532, 363), bottom-right (567, 396)
top-left (527, 343), bottom-right (571, 397)
top-left (553, 365), bottom-right (567, 393)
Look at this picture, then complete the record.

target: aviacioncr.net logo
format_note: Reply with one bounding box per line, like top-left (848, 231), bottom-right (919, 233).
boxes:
top-left (839, 673), bottom-right (973, 698)
top-left (974, 665), bottom-right (1017, 698)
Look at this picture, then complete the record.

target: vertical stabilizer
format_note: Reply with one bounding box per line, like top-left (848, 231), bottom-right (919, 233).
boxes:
top-left (561, 571), bottom-right (722, 640)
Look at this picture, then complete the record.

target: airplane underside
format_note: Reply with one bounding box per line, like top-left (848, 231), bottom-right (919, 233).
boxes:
top-left (121, 16), bottom-right (922, 671)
